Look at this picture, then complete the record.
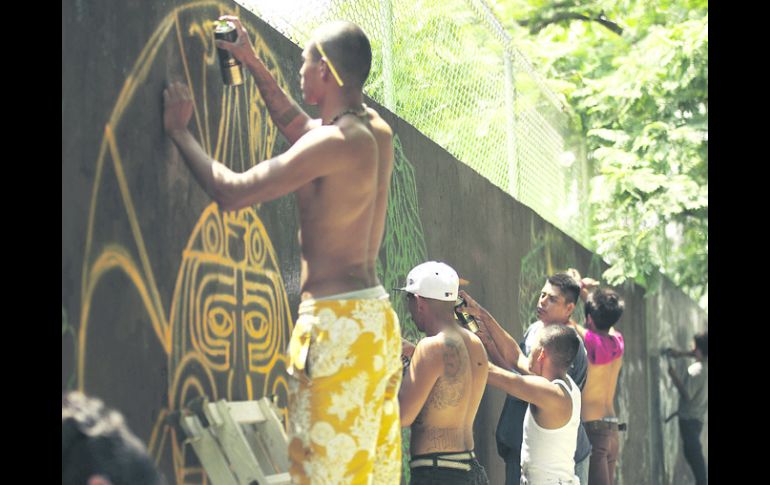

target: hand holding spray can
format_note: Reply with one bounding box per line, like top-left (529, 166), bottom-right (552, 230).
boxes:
top-left (455, 297), bottom-right (479, 333)
top-left (214, 20), bottom-right (244, 86)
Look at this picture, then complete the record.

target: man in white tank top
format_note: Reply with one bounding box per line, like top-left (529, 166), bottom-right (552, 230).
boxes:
top-left (487, 324), bottom-right (582, 484)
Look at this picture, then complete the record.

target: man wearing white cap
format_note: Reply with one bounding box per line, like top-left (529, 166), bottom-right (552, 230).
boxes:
top-left (397, 261), bottom-right (490, 485)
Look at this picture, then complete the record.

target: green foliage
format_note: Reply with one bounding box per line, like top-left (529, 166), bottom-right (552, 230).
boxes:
top-left (495, 0), bottom-right (708, 309)
top-left (324, 0), bottom-right (708, 309)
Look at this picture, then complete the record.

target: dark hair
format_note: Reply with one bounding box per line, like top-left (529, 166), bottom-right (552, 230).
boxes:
top-left (539, 324), bottom-right (580, 372)
top-left (694, 331), bottom-right (708, 357)
top-left (62, 391), bottom-right (164, 485)
top-left (310, 21), bottom-right (372, 89)
top-left (548, 273), bottom-right (581, 305)
top-left (585, 288), bottom-right (625, 330)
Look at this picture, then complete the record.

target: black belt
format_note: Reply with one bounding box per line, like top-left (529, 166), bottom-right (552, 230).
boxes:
top-left (410, 451), bottom-right (476, 471)
top-left (584, 420), bottom-right (627, 432)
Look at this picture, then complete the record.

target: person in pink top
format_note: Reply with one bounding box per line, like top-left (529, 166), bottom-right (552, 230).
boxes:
top-left (568, 285), bottom-right (625, 485)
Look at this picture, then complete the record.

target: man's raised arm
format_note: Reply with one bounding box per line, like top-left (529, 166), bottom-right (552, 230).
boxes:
top-left (217, 15), bottom-right (318, 144)
top-left (487, 363), bottom-right (564, 410)
top-left (459, 290), bottom-right (529, 373)
top-left (164, 82), bottom-right (348, 210)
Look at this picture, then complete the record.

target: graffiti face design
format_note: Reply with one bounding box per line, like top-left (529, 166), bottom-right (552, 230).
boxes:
top-left (168, 206), bottom-right (293, 483)
top-left (170, 206), bottom-right (292, 407)
top-left (74, 5), bottom-right (296, 483)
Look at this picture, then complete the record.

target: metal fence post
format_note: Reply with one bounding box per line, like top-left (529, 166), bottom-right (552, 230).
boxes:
top-left (466, 0), bottom-right (518, 198)
top-left (505, 51), bottom-right (517, 199)
top-left (380, 0), bottom-right (395, 111)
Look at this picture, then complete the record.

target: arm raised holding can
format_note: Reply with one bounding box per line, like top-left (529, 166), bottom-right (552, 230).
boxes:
top-left (163, 78), bottom-right (357, 209)
top-left (215, 15), bottom-right (318, 144)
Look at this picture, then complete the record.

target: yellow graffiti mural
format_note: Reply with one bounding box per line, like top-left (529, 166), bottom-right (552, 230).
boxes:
top-left (78, 2), bottom-right (295, 484)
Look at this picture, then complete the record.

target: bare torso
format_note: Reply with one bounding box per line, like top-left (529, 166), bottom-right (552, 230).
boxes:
top-left (582, 356), bottom-right (622, 421)
top-left (410, 327), bottom-right (488, 455)
top-left (295, 107), bottom-right (394, 300)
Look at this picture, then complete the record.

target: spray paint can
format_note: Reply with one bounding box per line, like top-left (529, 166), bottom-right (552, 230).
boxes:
top-left (454, 297), bottom-right (479, 333)
top-left (214, 20), bottom-right (244, 86)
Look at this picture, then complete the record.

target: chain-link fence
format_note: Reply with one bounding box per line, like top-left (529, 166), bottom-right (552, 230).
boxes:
top-left (238, 0), bottom-right (592, 249)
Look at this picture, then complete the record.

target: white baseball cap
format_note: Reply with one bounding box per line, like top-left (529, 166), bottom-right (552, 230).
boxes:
top-left (398, 261), bottom-right (459, 301)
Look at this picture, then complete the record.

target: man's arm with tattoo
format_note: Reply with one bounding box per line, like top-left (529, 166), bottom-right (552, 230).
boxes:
top-left (217, 16), bottom-right (316, 144)
top-left (248, 61), bottom-right (316, 144)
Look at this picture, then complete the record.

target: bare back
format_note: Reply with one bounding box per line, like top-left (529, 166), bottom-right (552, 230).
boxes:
top-left (410, 328), bottom-right (488, 455)
top-left (582, 356), bottom-right (622, 421)
top-left (295, 108), bottom-right (393, 299)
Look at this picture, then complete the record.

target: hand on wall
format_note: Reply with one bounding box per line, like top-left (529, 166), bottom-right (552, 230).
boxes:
top-left (163, 82), bottom-right (194, 135)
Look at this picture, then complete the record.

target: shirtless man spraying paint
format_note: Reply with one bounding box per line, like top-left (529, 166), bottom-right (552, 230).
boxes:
top-left (397, 261), bottom-right (490, 485)
top-left (163, 17), bottom-right (402, 484)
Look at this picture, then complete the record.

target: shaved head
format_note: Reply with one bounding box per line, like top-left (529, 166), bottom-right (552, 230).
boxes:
top-left (309, 21), bottom-right (372, 89)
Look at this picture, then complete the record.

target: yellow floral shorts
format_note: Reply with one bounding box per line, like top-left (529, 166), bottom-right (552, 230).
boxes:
top-left (287, 286), bottom-right (403, 485)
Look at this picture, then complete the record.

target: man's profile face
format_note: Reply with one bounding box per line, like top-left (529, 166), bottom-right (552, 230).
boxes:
top-left (536, 281), bottom-right (574, 325)
top-left (299, 45), bottom-right (322, 105)
top-left (406, 292), bottom-right (423, 331)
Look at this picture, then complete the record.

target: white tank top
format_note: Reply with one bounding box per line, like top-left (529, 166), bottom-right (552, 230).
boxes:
top-left (520, 374), bottom-right (581, 484)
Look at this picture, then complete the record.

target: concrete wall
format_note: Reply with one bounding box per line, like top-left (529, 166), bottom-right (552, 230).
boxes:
top-left (62, 1), bottom-right (707, 483)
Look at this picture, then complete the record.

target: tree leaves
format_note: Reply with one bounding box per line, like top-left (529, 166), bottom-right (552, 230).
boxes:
top-left (502, 1), bottom-right (708, 308)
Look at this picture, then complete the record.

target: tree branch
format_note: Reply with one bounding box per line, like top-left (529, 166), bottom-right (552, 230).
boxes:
top-left (519, 10), bottom-right (623, 36)
top-left (593, 13), bottom-right (624, 36)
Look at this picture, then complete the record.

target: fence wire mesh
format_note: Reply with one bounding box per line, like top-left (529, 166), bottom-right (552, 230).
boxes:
top-left (238, 0), bottom-right (592, 248)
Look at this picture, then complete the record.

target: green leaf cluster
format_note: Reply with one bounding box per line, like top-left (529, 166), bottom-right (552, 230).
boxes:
top-left (495, 0), bottom-right (708, 308)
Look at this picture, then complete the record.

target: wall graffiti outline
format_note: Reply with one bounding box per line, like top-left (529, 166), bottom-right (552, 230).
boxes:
top-left (74, 2), bottom-right (433, 483)
top-left (77, 2), bottom-right (294, 483)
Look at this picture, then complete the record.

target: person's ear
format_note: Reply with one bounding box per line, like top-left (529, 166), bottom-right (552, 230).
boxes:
top-left (566, 301), bottom-right (575, 315)
top-left (319, 59), bottom-right (331, 82)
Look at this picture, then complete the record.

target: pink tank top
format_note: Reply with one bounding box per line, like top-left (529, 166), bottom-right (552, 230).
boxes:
top-left (584, 329), bottom-right (624, 365)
